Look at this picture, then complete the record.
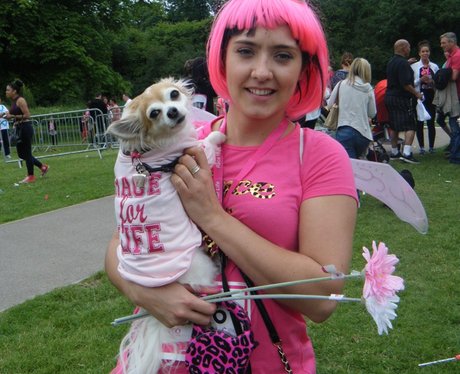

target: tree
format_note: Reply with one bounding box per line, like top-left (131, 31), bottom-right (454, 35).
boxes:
top-left (318, 0), bottom-right (460, 81)
top-left (0, 0), bottom-right (130, 105)
top-left (163, 0), bottom-right (211, 22)
top-left (2, 0), bottom-right (458, 106)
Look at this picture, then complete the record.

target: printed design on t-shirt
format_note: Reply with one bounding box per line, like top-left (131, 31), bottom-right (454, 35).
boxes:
top-left (115, 173), bottom-right (165, 255)
top-left (225, 179), bottom-right (276, 200)
top-left (419, 66), bottom-right (434, 90)
top-left (201, 230), bottom-right (219, 257)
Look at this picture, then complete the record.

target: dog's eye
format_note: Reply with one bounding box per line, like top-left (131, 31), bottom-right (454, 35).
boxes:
top-left (149, 109), bottom-right (161, 119)
top-left (170, 90), bottom-right (180, 100)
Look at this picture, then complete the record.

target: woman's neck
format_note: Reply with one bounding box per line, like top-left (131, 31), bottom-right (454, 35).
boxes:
top-left (224, 109), bottom-right (287, 146)
top-left (421, 58), bottom-right (430, 66)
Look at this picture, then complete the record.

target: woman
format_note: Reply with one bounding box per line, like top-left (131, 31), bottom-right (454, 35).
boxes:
top-left (5, 80), bottom-right (48, 183)
top-left (327, 58), bottom-right (377, 159)
top-left (106, 0), bottom-right (357, 372)
top-left (330, 51), bottom-right (354, 90)
top-left (411, 41), bottom-right (439, 154)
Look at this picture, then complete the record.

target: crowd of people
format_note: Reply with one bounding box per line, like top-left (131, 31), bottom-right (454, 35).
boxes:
top-left (183, 32), bottom-right (460, 167)
top-left (0, 88), bottom-right (131, 184)
top-left (323, 33), bottom-right (459, 165)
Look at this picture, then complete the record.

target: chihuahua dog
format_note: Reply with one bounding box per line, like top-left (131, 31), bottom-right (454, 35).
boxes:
top-left (106, 78), bottom-right (224, 374)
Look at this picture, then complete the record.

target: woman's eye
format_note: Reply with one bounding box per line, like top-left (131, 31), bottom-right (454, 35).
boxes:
top-left (237, 48), bottom-right (253, 57)
top-left (275, 52), bottom-right (293, 62)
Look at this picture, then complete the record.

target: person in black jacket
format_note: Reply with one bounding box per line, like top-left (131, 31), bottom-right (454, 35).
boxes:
top-left (185, 57), bottom-right (217, 114)
top-left (87, 93), bottom-right (108, 143)
top-left (385, 39), bottom-right (423, 164)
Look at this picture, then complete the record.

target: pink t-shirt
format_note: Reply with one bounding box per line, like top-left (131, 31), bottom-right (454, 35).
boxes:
top-left (202, 122), bottom-right (356, 373)
top-left (447, 46), bottom-right (460, 97)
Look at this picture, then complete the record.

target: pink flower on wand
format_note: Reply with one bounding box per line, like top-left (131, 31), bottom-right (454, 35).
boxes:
top-left (362, 241), bottom-right (405, 335)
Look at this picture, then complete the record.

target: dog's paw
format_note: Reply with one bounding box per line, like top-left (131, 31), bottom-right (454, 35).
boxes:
top-left (206, 131), bottom-right (226, 145)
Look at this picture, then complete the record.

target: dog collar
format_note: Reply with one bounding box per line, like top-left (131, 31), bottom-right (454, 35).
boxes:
top-left (131, 151), bottom-right (180, 175)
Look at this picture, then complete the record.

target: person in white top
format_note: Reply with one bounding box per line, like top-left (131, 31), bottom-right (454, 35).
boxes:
top-left (411, 41), bottom-right (439, 154)
top-left (0, 97), bottom-right (11, 158)
top-left (122, 93), bottom-right (132, 106)
top-left (327, 57), bottom-right (377, 159)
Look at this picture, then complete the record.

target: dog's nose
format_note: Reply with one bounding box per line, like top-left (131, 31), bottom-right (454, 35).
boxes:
top-left (167, 107), bottom-right (178, 119)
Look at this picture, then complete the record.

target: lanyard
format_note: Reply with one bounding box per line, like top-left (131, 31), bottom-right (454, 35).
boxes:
top-left (212, 117), bottom-right (294, 374)
top-left (213, 117), bottom-right (289, 206)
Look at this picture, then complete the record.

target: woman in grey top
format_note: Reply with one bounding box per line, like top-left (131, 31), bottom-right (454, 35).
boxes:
top-left (327, 57), bottom-right (377, 159)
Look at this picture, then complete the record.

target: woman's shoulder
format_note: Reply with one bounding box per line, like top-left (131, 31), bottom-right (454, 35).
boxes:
top-left (299, 128), bottom-right (356, 198)
top-left (16, 96), bottom-right (27, 105)
top-left (196, 116), bottom-right (224, 140)
top-left (302, 127), bottom-right (344, 154)
top-left (411, 60), bottom-right (422, 69)
top-left (430, 61), bottom-right (440, 71)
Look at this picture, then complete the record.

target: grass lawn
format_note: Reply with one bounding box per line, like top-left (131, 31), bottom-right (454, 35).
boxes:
top-left (0, 146), bottom-right (459, 373)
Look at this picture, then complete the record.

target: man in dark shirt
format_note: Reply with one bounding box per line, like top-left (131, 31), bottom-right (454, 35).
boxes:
top-left (385, 39), bottom-right (423, 164)
top-left (87, 93), bottom-right (108, 144)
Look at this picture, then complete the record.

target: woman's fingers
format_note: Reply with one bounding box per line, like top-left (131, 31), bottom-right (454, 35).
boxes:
top-left (184, 146), bottom-right (210, 170)
top-left (135, 282), bottom-right (217, 328)
top-left (177, 146), bottom-right (210, 175)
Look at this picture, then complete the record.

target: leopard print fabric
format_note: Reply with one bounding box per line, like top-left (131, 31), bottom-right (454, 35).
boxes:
top-left (185, 301), bottom-right (258, 374)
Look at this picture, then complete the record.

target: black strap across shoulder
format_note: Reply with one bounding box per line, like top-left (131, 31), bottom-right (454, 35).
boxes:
top-left (240, 272), bottom-right (281, 345)
top-left (220, 254), bottom-right (252, 374)
top-left (239, 269), bottom-right (293, 373)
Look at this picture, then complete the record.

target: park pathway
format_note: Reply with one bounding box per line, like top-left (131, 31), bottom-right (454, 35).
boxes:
top-left (0, 196), bottom-right (115, 312)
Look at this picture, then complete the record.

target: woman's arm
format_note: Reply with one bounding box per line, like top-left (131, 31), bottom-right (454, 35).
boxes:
top-left (326, 83), bottom-right (339, 108)
top-left (16, 97), bottom-right (30, 120)
top-left (104, 231), bottom-right (216, 327)
top-left (368, 91), bottom-right (377, 119)
top-left (172, 148), bottom-right (357, 323)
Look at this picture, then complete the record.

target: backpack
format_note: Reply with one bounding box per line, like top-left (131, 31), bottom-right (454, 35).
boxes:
top-left (433, 68), bottom-right (452, 90)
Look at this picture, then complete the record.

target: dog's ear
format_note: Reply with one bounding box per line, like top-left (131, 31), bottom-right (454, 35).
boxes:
top-left (176, 79), bottom-right (194, 98)
top-left (106, 115), bottom-right (142, 140)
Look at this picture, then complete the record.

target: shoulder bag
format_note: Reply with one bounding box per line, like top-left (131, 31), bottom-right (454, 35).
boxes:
top-left (325, 81), bottom-right (342, 131)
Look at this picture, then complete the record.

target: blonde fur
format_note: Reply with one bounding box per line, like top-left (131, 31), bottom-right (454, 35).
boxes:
top-left (120, 251), bottom-right (218, 374)
top-left (107, 78), bottom-right (195, 153)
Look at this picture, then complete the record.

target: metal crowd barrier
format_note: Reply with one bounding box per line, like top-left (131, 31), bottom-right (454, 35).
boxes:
top-left (2, 108), bottom-right (121, 166)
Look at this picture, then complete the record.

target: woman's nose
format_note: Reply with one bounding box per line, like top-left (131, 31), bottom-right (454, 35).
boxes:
top-left (251, 57), bottom-right (273, 81)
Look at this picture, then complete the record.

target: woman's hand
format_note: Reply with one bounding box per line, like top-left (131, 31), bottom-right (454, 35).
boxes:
top-left (104, 232), bottom-right (217, 328)
top-left (127, 281), bottom-right (218, 328)
top-left (171, 146), bottom-right (225, 231)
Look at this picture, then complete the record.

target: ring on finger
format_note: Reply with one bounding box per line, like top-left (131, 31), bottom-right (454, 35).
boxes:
top-left (189, 164), bottom-right (201, 175)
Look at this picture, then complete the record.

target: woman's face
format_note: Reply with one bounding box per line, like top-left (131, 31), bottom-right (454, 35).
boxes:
top-left (225, 25), bottom-right (303, 121)
top-left (5, 85), bottom-right (15, 99)
top-left (419, 46), bottom-right (430, 61)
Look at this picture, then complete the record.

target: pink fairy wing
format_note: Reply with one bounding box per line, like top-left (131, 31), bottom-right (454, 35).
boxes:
top-left (190, 106), bottom-right (217, 130)
top-left (351, 159), bottom-right (428, 234)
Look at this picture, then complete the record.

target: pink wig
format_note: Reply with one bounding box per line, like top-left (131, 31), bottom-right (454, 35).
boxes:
top-left (207, 0), bottom-right (329, 120)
